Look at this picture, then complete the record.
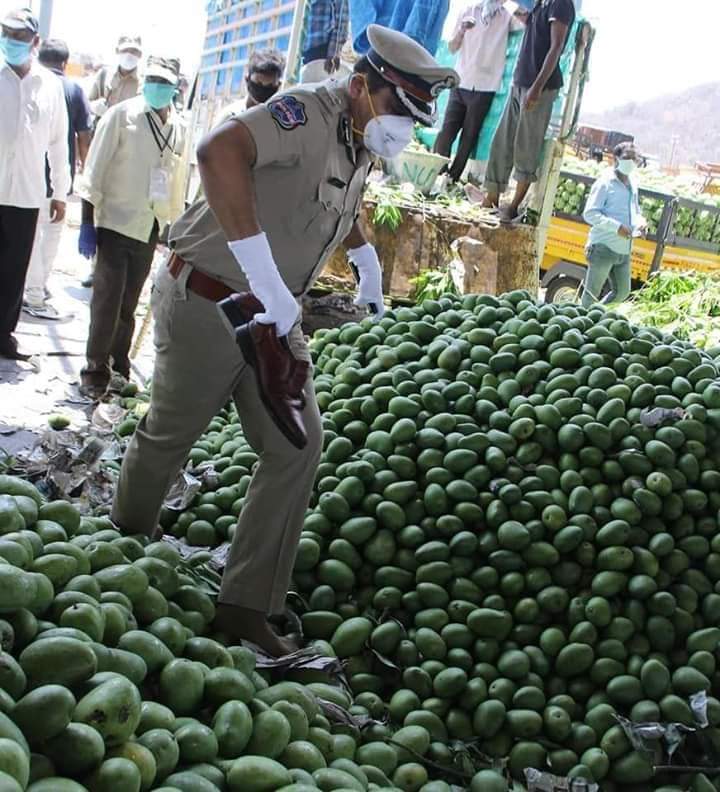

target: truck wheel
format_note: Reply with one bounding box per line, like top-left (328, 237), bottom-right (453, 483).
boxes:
top-left (545, 275), bottom-right (583, 305)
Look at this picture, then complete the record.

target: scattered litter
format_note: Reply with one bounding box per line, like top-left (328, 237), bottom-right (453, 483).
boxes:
top-left (525, 768), bottom-right (598, 791)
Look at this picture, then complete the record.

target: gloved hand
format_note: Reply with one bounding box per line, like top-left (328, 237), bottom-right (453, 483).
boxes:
top-left (228, 233), bottom-right (299, 337)
top-left (79, 223), bottom-right (97, 259)
top-left (89, 97), bottom-right (108, 117)
top-left (348, 243), bottom-right (385, 319)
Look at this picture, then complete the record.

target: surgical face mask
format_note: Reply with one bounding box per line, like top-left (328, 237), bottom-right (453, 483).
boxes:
top-left (0, 36), bottom-right (33, 67)
top-left (247, 79), bottom-right (278, 104)
top-left (616, 158), bottom-right (636, 176)
top-left (118, 52), bottom-right (140, 71)
top-left (354, 76), bottom-right (415, 159)
top-left (143, 82), bottom-right (176, 110)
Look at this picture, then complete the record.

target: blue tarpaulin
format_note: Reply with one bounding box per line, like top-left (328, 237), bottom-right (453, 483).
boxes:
top-left (350, 0), bottom-right (449, 56)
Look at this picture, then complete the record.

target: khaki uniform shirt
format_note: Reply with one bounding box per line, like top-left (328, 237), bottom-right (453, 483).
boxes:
top-left (169, 80), bottom-right (371, 297)
top-left (78, 95), bottom-right (185, 243)
top-left (88, 66), bottom-right (141, 109)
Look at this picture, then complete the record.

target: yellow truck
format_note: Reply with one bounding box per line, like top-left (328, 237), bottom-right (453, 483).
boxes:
top-left (541, 170), bottom-right (720, 302)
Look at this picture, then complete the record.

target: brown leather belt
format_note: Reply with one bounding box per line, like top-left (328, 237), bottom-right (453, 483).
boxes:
top-left (167, 251), bottom-right (234, 303)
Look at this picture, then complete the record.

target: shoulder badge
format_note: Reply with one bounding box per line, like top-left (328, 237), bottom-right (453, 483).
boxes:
top-left (268, 96), bottom-right (308, 131)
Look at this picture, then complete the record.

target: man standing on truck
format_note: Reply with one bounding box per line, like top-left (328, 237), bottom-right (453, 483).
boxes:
top-left (434, 0), bottom-right (525, 184)
top-left (581, 142), bottom-right (645, 307)
top-left (470, 0), bottom-right (575, 221)
top-left (111, 26), bottom-right (458, 656)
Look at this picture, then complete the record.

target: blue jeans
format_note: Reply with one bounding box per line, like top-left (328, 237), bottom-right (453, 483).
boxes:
top-left (582, 244), bottom-right (631, 308)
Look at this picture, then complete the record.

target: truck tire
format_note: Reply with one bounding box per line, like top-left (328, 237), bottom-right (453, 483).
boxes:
top-left (544, 275), bottom-right (583, 305)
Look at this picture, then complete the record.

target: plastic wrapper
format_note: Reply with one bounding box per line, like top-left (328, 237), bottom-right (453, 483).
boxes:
top-left (163, 469), bottom-right (202, 511)
top-left (640, 406), bottom-right (686, 427)
top-left (525, 768), bottom-right (598, 791)
top-left (616, 714), bottom-right (694, 761)
top-left (691, 690), bottom-right (710, 728)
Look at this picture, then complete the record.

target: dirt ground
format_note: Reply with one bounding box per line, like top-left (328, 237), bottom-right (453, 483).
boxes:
top-left (0, 198), bottom-right (159, 460)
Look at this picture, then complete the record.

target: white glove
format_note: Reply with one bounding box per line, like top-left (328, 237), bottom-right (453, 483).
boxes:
top-left (348, 243), bottom-right (385, 319)
top-left (228, 233), bottom-right (300, 337)
top-left (90, 98), bottom-right (108, 117)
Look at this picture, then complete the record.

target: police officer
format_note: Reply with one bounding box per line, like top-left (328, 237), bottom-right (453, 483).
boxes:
top-left (113, 25), bottom-right (458, 656)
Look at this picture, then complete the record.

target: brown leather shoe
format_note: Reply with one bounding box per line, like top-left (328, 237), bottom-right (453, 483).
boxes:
top-left (217, 293), bottom-right (309, 450)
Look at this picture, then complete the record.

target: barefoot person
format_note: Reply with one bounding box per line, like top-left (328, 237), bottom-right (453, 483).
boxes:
top-left (433, 0), bottom-right (524, 183)
top-left (478, 0), bottom-right (575, 221)
top-left (112, 25), bottom-right (458, 656)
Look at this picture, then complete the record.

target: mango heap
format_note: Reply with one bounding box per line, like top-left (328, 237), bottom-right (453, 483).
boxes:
top-left (163, 290), bottom-right (720, 790)
top-left (3, 290), bottom-right (720, 790)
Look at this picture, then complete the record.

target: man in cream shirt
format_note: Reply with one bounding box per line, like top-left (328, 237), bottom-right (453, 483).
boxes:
top-left (77, 56), bottom-right (184, 398)
top-left (0, 7), bottom-right (70, 361)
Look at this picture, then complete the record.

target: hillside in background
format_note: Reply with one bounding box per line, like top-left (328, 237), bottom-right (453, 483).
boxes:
top-left (580, 82), bottom-right (720, 166)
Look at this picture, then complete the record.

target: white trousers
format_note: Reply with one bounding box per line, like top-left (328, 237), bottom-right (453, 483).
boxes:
top-left (24, 201), bottom-right (64, 307)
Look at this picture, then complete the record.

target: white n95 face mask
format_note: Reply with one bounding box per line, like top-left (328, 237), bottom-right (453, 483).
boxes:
top-left (119, 53), bottom-right (140, 71)
top-left (363, 115), bottom-right (415, 160)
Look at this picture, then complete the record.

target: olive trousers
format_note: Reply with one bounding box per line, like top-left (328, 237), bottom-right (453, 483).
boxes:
top-left (112, 261), bottom-right (323, 614)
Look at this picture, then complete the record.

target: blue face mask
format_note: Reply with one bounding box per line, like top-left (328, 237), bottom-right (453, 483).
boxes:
top-left (516, 0), bottom-right (536, 10)
top-left (0, 36), bottom-right (33, 67)
top-left (143, 82), bottom-right (176, 110)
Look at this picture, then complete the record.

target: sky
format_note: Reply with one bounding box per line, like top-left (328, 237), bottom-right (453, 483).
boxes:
top-left (2, 0), bottom-right (718, 113)
top-left (447, 0), bottom-right (720, 113)
top-left (0, 0), bottom-right (208, 74)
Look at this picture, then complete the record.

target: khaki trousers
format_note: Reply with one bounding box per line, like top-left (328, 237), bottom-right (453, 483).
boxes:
top-left (112, 261), bottom-right (323, 614)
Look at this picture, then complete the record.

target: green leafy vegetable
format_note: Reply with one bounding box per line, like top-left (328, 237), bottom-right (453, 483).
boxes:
top-left (409, 268), bottom-right (459, 303)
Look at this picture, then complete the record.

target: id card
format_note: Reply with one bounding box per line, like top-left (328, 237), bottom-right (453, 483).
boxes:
top-left (149, 167), bottom-right (171, 201)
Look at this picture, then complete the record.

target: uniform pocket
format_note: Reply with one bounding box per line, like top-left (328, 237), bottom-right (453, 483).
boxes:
top-left (151, 263), bottom-right (183, 351)
top-left (304, 179), bottom-right (345, 234)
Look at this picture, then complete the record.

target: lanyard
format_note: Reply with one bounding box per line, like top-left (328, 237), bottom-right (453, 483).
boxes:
top-left (146, 112), bottom-right (174, 155)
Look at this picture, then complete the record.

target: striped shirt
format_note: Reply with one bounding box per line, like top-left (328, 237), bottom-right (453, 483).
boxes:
top-left (303, 0), bottom-right (350, 60)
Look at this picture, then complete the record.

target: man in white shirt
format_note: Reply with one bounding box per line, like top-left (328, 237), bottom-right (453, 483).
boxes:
top-left (0, 7), bottom-right (70, 361)
top-left (77, 56), bottom-right (185, 399)
top-left (434, 0), bottom-right (524, 182)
